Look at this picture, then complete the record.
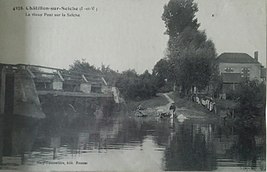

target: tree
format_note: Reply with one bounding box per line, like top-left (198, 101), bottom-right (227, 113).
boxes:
top-left (115, 69), bottom-right (139, 99)
top-left (115, 69), bottom-right (156, 100)
top-left (152, 58), bottom-right (177, 92)
top-left (68, 60), bottom-right (121, 86)
top-left (69, 59), bottom-right (100, 75)
top-left (168, 28), bottom-right (217, 94)
top-left (100, 64), bottom-right (120, 86)
top-left (162, 1), bottom-right (217, 95)
top-left (162, 0), bottom-right (199, 37)
top-left (153, 58), bottom-right (171, 89)
top-left (139, 70), bottom-right (157, 97)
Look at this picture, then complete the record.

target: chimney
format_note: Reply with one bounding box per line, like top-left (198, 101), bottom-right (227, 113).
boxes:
top-left (254, 51), bottom-right (258, 62)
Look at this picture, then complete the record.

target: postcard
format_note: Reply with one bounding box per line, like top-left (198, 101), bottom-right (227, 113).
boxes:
top-left (0, 0), bottom-right (266, 171)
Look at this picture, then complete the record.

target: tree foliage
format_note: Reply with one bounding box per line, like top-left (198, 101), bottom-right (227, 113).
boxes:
top-left (234, 80), bottom-right (266, 134)
top-left (68, 60), bottom-right (120, 86)
top-left (69, 59), bottom-right (101, 75)
top-left (153, 59), bottom-right (170, 89)
top-left (171, 28), bottom-right (217, 91)
top-left (115, 69), bottom-right (156, 100)
top-left (160, 0), bottom-right (217, 95)
top-left (162, 0), bottom-right (199, 37)
top-left (100, 64), bottom-right (120, 86)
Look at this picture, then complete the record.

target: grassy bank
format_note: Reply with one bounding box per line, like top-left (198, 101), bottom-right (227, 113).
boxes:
top-left (168, 92), bottom-right (212, 114)
top-left (125, 94), bottom-right (169, 111)
top-left (169, 92), bottom-right (238, 118)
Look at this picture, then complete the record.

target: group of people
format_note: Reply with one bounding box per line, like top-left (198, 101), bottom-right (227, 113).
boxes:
top-left (192, 94), bottom-right (216, 112)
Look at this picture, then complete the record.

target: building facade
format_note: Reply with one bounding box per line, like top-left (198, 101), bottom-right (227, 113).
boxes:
top-left (217, 52), bottom-right (264, 95)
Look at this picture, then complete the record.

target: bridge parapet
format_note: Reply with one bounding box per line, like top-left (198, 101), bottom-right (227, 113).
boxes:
top-left (0, 63), bottom-right (112, 96)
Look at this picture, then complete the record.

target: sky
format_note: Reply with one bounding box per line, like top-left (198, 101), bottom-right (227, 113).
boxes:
top-left (0, 0), bottom-right (266, 73)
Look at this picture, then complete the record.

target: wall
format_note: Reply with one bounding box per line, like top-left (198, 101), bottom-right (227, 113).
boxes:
top-left (101, 85), bottom-right (112, 94)
top-left (222, 83), bottom-right (240, 93)
top-left (13, 69), bottom-right (46, 119)
top-left (219, 63), bottom-right (261, 81)
top-left (80, 83), bottom-right (91, 93)
top-left (52, 80), bottom-right (63, 90)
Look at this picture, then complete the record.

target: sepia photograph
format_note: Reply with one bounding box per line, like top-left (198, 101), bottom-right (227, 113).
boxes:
top-left (0, 0), bottom-right (266, 171)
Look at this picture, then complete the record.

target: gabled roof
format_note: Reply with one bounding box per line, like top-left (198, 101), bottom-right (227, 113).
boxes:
top-left (217, 53), bottom-right (260, 64)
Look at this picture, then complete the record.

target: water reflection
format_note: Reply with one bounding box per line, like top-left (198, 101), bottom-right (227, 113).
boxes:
top-left (164, 122), bottom-right (216, 171)
top-left (0, 113), bottom-right (265, 171)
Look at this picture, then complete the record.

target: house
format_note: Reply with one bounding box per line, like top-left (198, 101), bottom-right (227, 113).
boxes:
top-left (217, 51), bottom-right (263, 95)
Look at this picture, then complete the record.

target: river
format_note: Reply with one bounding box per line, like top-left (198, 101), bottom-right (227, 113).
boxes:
top-left (0, 112), bottom-right (265, 172)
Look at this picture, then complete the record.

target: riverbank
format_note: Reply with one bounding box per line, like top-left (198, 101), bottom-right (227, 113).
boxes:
top-left (125, 94), bottom-right (169, 112)
top-left (125, 92), bottom-right (218, 120)
top-left (125, 91), bottom-right (239, 121)
top-left (167, 92), bottom-right (217, 119)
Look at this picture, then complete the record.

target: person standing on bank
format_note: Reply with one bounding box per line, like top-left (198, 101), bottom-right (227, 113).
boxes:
top-left (169, 103), bottom-right (176, 118)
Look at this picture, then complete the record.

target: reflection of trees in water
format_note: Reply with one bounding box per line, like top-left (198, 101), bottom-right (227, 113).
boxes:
top-left (153, 120), bottom-right (171, 146)
top-left (229, 127), bottom-right (265, 170)
top-left (113, 118), bottom-right (155, 144)
top-left (164, 123), bottom-right (216, 171)
top-left (5, 112), bottom-right (264, 170)
top-left (83, 117), bottom-right (172, 148)
top-left (215, 120), bottom-right (265, 170)
top-left (228, 80), bottom-right (266, 169)
top-left (114, 118), bottom-right (174, 146)
top-left (38, 95), bottom-right (115, 133)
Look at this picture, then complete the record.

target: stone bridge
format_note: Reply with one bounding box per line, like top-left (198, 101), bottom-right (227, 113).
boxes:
top-left (0, 63), bottom-right (124, 119)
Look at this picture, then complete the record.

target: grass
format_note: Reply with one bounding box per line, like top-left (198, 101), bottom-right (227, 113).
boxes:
top-left (168, 92), bottom-right (213, 114)
top-left (169, 92), bottom-right (238, 118)
top-left (125, 94), bottom-right (169, 111)
top-left (125, 91), bottom-right (236, 118)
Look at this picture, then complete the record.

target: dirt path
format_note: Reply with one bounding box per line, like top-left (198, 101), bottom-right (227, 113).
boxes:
top-left (155, 93), bottom-right (174, 114)
top-left (159, 92), bottom-right (208, 119)
top-left (163, 93), bottom-right (174, 103)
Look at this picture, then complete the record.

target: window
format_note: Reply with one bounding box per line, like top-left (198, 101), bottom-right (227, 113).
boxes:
top-left (224, 67), bottom-right (234, 72)
top-left (241, 67), bottom-right (250, 78)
